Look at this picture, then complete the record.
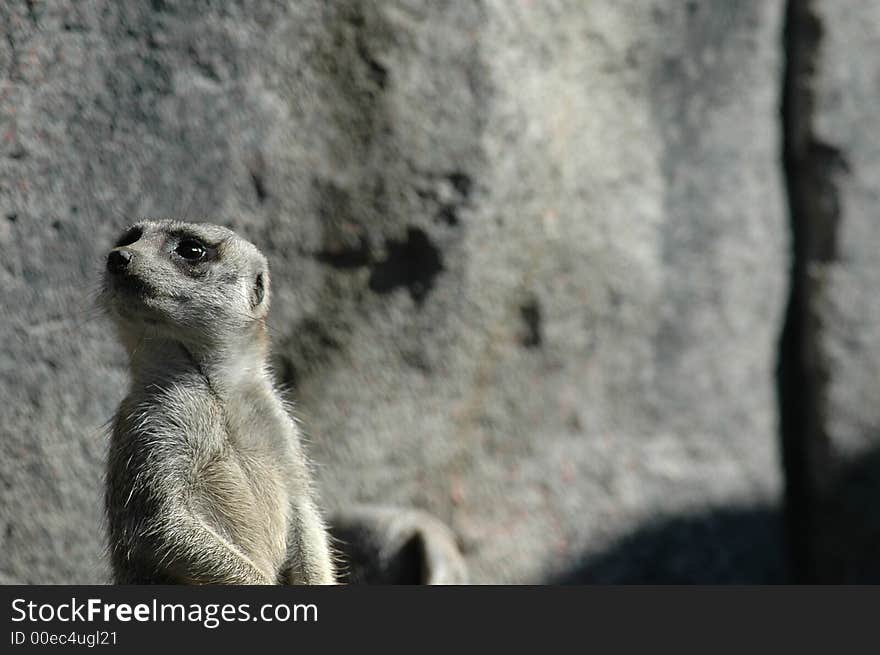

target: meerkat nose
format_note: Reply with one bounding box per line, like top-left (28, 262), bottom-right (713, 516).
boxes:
top-left (107, 249), bottom-right (133, 274)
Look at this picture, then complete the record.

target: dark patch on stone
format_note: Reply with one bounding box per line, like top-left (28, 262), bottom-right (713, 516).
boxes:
top-left (6, 213), bottom-right (17, 223)
top-left (368, 227), bottom-right (443, 305)
top-left (357, 38), bottom-right (387, 89)
top-left (250, 171), bottom-right (268, 204)
top-left (417, 171), bottom-right (473, 226)
top-left (347, 8), bottom-right (387, 90)
top-left (609, 288), bottom-right (623, 309)
top-left (519, 297), bottom-right (543, 348)
top-left (436, 204), bottom-right (459, 226)
top-left (25, 0), bottom-right (38, 25)
top-left (188, 45), bottom-right (221, 83)
top-left (401, 348), bottom-right (432, 373)
top-left (447, 171), bottom-right (472, 199)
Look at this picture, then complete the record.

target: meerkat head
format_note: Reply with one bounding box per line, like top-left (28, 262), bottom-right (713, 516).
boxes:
top-left (101, 220), bottom-right (271, 352)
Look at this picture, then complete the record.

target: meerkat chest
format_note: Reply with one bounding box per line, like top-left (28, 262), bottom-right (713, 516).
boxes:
top-left (195, 390), bottom-right (296, 574)
top-left (129, 377), bottom-right (297, 479)
top-left (119, 380), bottom-right (295, 574)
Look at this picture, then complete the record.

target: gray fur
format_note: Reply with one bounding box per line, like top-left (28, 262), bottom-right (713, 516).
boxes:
top-left (100, 220), bottom-right (335, 585)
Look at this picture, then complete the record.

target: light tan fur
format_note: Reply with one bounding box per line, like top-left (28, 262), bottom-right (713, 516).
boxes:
top-left (101, 220), bottom-right (335, 585)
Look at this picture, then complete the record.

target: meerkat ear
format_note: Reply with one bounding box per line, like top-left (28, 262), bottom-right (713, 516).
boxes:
top-left (250, 267), bottom-right (269, 313)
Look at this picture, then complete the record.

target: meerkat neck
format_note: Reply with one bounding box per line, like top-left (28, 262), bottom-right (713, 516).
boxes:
top-left (125, 331), bottom-right (272, 397)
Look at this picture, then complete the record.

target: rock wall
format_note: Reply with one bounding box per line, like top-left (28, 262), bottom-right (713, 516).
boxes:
top-left (0, 1), bottom-right (798, 583)
top-left (780, 0), bottom-right (880, 582)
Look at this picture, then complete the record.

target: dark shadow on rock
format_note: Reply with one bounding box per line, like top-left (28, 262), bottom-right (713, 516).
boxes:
top-left (803, 446), bottom-right (880, 583)
top-left (326, 444), bottom-right (880, 584)
top-left (550, 506), bottom-right (788, 584)
top-left (329, 506), bottom-right (468, 584)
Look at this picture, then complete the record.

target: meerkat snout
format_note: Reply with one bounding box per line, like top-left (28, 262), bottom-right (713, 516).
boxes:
top-left (106, 248), bottom-right (132, 274)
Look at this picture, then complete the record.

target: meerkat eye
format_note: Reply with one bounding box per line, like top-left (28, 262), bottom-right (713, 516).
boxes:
top-left (175, 238), bottom-right (207, 262)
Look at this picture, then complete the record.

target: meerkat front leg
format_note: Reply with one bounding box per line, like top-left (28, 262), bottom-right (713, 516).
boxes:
top-left (282, 500), bottom-right (336, 585)
top-left (165, 509), bottom-right (275, 585)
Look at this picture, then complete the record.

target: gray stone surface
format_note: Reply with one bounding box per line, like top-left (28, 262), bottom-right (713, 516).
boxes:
top-left (0, 1), bottom-right (788, 583)
top-left (814, 1), bottom-right (880, 471)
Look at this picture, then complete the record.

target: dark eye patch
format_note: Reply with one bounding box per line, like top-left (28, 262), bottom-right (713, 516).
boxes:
top-left (115, 226), bottom-right (143, 248)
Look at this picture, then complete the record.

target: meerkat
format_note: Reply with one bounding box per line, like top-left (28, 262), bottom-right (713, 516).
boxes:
top-left (100, 219), bottom-right (335, 585)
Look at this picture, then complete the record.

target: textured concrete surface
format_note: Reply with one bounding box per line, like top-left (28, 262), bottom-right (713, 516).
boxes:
top-left (0, 1), bottom-right (791, 583)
